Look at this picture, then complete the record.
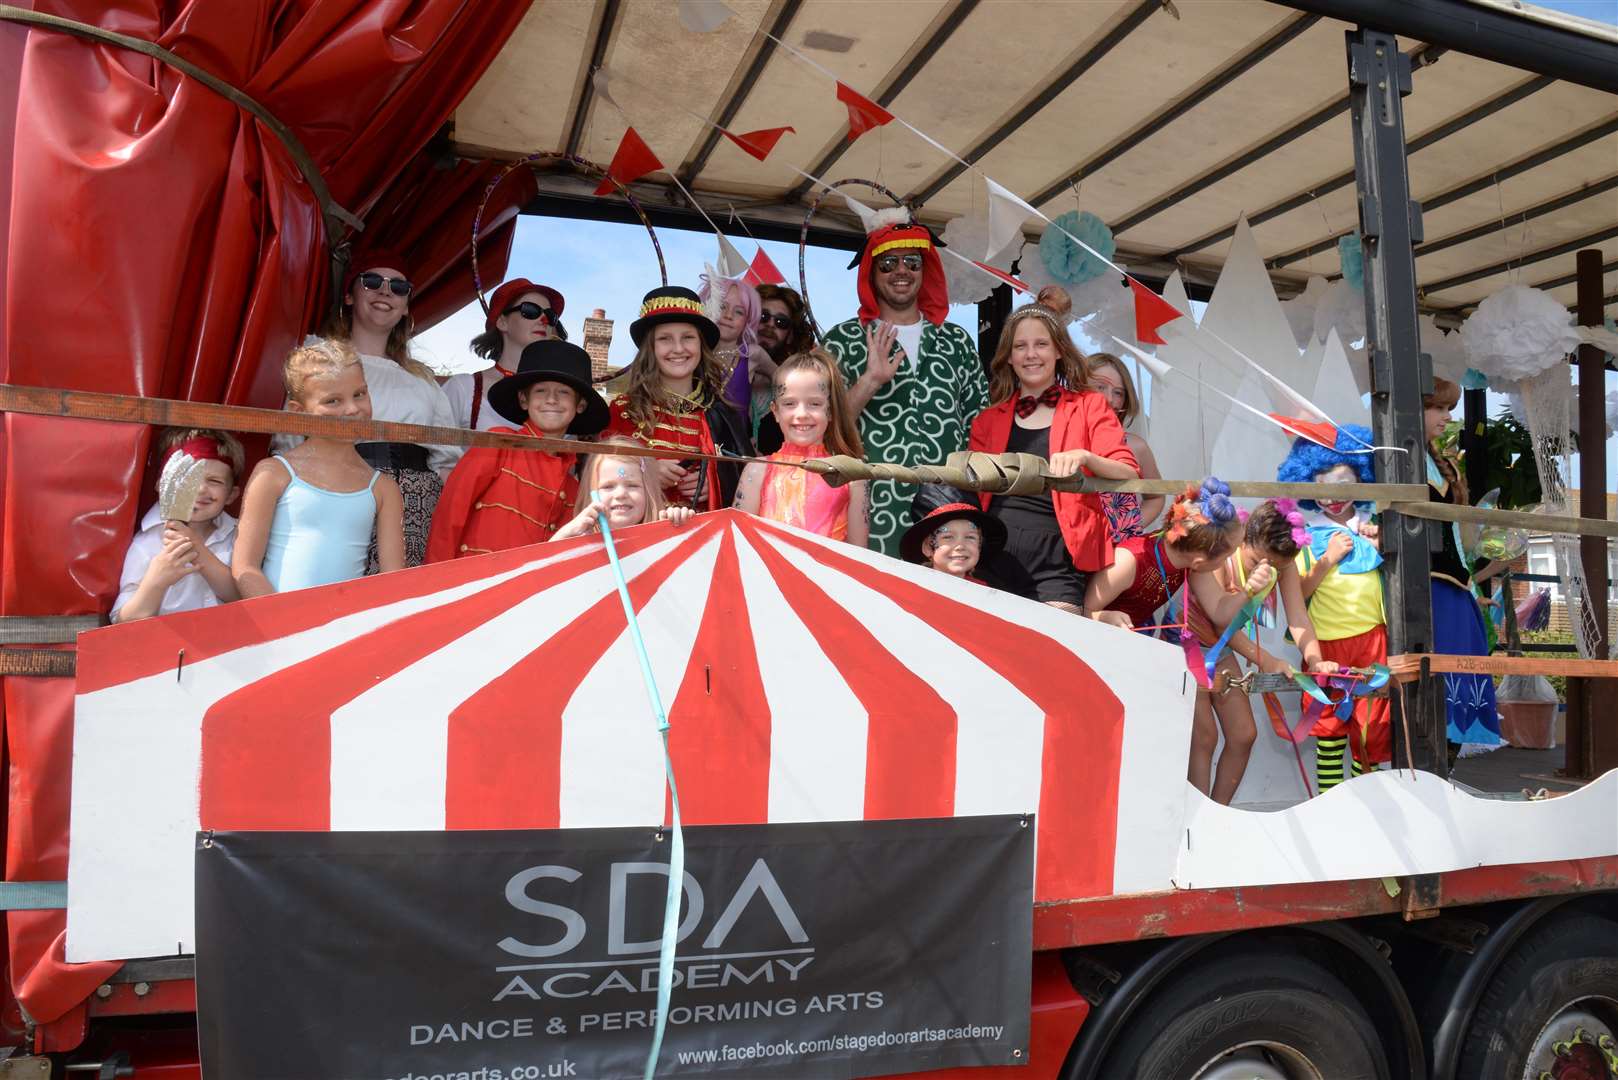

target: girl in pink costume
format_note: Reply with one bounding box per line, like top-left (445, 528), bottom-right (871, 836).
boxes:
top-left (734, 350), bottom-right (870, 546)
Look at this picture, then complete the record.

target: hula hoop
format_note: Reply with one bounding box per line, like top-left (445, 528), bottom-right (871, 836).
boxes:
top-left (797, 178), bottom-right (906, 338)
top-left (470, 150), bottom-right (668, 316)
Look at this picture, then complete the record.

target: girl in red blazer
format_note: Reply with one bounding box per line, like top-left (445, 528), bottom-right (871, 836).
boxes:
top-left (968, 302), bottom-right (1139, 612)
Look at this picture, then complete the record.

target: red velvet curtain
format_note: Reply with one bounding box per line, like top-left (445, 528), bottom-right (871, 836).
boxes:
top-left (0, 0), bottom-right (532, 1033)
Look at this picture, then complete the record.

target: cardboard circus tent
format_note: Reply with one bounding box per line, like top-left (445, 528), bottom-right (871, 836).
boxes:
top-left (66, 510), bottom-right (1194, 962)
top-left (66, 511), bottom-right (1618, 964)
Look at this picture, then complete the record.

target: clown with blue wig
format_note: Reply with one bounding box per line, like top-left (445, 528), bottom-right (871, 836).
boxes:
top-left (1276, 425), bottom-right (1391, 789)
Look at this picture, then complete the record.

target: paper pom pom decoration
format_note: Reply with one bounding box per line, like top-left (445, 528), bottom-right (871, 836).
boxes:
top-left (1281, 276), bottom-right (1330, 348)
top-left (1460, 285), bottom-right (1581, 385)
top-left (1419, 313), bottom-right (1468, 383)
top-left (1336, 234), bottom-right (1365, 291)
top-left (1312, 278), bottom-right (1366, 347)
top-left (1462, 368), bottom-right (1488, 390)
top-left (940, 214), bottom-right (1018, 305)
top-left (1039, 211), bottom-right (1115, 286)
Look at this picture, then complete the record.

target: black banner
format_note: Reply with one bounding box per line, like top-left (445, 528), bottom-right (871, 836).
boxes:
top-left (196, 816), bottom-right (1033, 1080)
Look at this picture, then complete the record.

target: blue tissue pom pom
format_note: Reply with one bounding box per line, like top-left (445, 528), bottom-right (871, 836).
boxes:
top-left (1461, 368), bottom-right (1489, 390)
top-left (1039, 211), bottom-right (1115, 286)
top-left (1337, 234), bottom-right (1365, 291)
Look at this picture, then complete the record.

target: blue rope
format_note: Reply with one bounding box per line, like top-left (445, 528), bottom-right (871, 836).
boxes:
top-left (593, 497), bottom-right (685, 1080)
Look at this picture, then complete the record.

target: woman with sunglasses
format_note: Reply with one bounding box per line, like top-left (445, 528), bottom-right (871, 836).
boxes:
top-left (445, 278), bottom-right (567, 432)
top-left (312, 249), bottom-right (459, 570)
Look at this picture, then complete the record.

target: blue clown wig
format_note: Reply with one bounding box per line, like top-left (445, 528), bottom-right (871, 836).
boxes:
top-left (1276, 424), bottom-right (1375, 510)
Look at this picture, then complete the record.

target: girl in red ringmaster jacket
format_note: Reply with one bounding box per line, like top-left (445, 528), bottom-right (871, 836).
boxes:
top-left (968, 302), bottom-right (1139, 613)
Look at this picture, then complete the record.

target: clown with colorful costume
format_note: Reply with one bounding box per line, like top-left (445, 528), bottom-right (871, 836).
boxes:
top-left (822, 210), bottom-right (988, 557)
top-left (1276, 425), bottom-right (1391, 789)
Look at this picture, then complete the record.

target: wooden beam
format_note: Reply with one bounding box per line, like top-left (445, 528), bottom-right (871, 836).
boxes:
top-left (1389, 653), bottom-right (1618, 682)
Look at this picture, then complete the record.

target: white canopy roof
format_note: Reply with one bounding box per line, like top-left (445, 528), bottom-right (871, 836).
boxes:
top-left (451, 0), bottom-right (1617, 316)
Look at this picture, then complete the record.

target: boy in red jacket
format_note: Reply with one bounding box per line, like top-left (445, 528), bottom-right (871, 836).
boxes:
top-left (427, 341), bottom-right (609, 561)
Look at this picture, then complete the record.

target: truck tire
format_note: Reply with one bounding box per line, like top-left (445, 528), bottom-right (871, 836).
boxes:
top-left (1454, 912), bottom-right (1618, 1080)
top-left (1097, 952), bottom-right (1387, 1079)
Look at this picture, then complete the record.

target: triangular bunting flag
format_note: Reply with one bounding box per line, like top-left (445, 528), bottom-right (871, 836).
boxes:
top-left (1130, 278), bottom-right (1185, 345)
top-left (836, 82), bottom-right (893, 141)
top-left (984, 177), bottom-right (1035, 262)
top-left (973, 260), bottom-right (1032, 295)
top-left (1268, 414), bottom-right (1340, 450)
top-left (743, 246), bottom-right (787, 287)
top-left (723, 126), bottom-right (796, 162)
top-left (594, 128), bottom-right (663, 196)
top-left (717, 234), bottom-right (750, 279)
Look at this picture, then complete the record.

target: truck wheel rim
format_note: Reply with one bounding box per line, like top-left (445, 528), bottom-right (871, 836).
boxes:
top-left (1193, 1041), bottom-right (1324, 1080)
top-left (1520, 995), bottom-right (1618, 1080)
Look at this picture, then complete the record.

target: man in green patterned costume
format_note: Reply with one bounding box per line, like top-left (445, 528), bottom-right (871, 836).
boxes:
top-left (822, 214), bottom-right (988, 557)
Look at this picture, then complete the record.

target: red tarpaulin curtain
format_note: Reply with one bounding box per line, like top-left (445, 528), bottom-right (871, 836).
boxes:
top-left (358, 154), bottom-right (539, 334)
top-left (0, 0), bottom-right (533, 1035)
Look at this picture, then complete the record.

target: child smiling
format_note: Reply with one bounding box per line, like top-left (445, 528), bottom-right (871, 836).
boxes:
top-left (733, 350), bottom-right (869, 545)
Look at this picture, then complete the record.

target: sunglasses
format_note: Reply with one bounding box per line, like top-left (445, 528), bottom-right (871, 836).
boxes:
top-left (758, 313), bottom-right (794, 331)
top-left (504, 301), bottom-right (553, 322)
top-left (874, 253), bottom-right (924, 274)
top-left (357, 272), bottom-right (413, 297)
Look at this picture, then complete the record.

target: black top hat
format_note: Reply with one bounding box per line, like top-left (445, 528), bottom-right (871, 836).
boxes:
top-left (628, 286), bottom-right (720, 349)
top-left (899, 502), bottom-right (1007, 565)
top-left (487, 340), bottom-right (611, 435)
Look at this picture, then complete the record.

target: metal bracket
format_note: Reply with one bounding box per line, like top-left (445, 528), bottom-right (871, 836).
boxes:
top-left (1064, 952), bottom-right (1122, 1006)
top-left (1401, 873), bottom-right (1442, 920)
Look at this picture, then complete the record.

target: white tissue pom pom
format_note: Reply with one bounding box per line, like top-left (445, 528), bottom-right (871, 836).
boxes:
top-left (1312, 279), bottom-right (1366, 347)
top-left (1460, 285), bottom-right (1581, 384)
top-left (1420, 314), bottom-right (1468, 383)
top-left (1013, 239), bottom-right (1059, 297)
top-left (940, 215), bottom-right (1016, 305)
top-left (1281, 276), bottom-right (1330, 348)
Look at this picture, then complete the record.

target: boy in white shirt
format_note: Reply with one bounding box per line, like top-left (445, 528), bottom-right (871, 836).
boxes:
top-left (112, 428), bottom-right (244, 622)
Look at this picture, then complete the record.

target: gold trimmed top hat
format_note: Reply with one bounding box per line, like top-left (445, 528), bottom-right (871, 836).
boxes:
top-left (628, 286), bottom-right (720, 349)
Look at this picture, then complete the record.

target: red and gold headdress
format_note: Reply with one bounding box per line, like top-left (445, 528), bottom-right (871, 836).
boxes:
top-left (852, 213), bottom-right (949, 327)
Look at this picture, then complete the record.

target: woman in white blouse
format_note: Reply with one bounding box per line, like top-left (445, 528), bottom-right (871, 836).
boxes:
top-left (442, 277), bottom-right (567, 432)
top-left (313, 249), bottom-right (459, 569)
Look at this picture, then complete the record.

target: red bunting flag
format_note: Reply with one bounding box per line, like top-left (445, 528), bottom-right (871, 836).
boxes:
top-left (722, 126), bottom-right (796, 162)
top-left (1268, 414), bottom-right (1340, 450)
top-left (593, 128), bottom-right (663, 195)
top-left (742, 247), bottom-right (787, 287)
top-left (973, 260), bottom-right (1032, 295)
top-left (1129, 278), bottom-right (1185, 345)
top-left (836, 82), bottom-right (893, 141)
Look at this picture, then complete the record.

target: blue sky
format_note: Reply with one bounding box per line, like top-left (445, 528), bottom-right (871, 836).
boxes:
top-left (413, 217), bottom-right (977, 375)
top-left (1530, 0), bottom-right (1618, 19)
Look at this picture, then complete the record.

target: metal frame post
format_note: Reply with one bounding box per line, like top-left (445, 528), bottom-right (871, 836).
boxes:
top-left (1347, 28), bottom-right (1446, 775)
top-left (1569, 247), bottom-right (1618, 778)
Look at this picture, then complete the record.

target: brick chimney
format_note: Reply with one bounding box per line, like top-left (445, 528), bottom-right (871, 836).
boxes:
top-left (582, 308), bottom-right (614, 380)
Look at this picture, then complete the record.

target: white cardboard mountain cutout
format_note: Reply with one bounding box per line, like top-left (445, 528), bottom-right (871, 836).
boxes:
top-left (1141, 271), bottom-right (1215, 483)
top-left (1199, 218), bottom-right (1295, 496)
top-left (1310, 328), bottom-right (1371, 429)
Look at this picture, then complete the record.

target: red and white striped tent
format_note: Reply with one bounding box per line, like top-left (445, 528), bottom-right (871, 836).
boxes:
top-left (67, 510), bottom-right (1194, 962)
